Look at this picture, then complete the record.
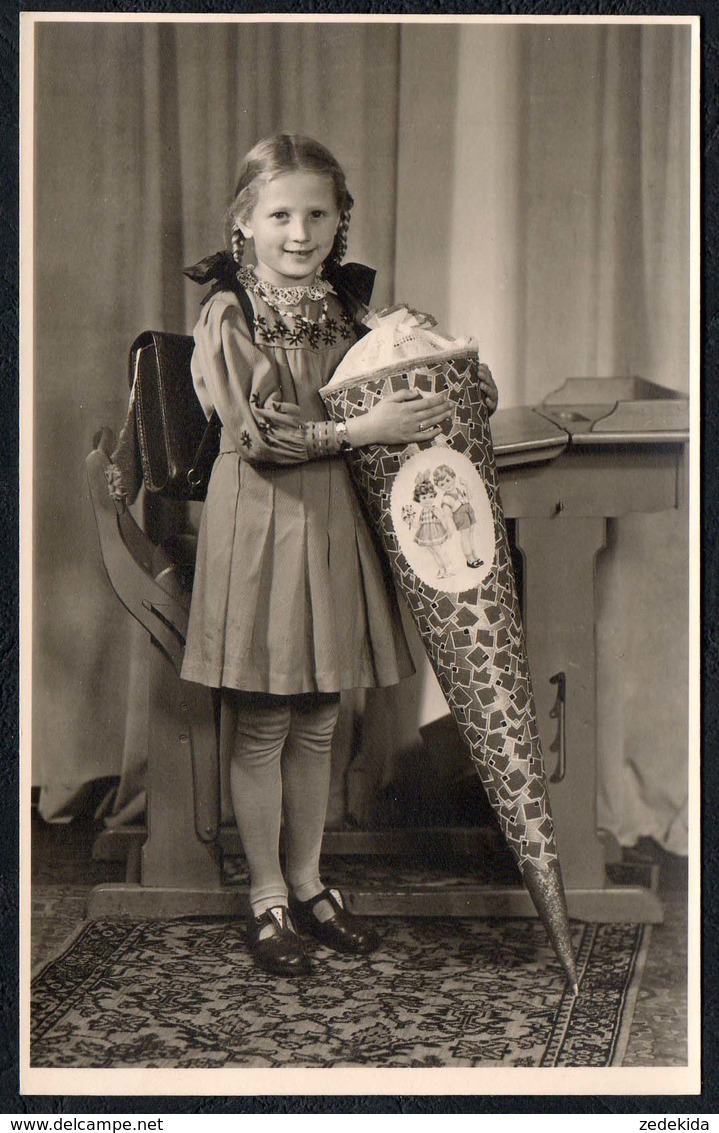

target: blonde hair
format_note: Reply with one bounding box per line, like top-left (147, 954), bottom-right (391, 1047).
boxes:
top-left (433, 465), bottom-right (455, 484)
top-left (226, 133), bottom-right (353, 270)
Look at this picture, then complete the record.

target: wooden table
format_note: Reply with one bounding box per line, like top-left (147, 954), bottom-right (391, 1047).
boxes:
top-left (491, 384), bottom-right (688, 920)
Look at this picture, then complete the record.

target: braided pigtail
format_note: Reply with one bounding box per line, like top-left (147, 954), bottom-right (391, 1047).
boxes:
top-left (230, 224), bottom-right (245, 265)
top-left (325, 204), bottom-right (352, 271)
top-left (224, 181), bottom-right (254, 265)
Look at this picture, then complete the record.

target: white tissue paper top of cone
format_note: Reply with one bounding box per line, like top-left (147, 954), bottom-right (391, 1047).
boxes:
top-left (325, 306), bottom-right (476, 386)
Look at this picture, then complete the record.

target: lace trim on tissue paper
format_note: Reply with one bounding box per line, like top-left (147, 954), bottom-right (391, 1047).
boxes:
top-left (326, 306), bottom-right (477, 387)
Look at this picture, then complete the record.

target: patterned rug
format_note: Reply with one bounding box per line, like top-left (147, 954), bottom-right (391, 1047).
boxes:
top-left (31, 916), bottom-right (649, 1068)
top-left (31, 885), bottom-right (92, 971)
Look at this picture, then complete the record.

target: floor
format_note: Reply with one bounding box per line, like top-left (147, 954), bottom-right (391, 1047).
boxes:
top-left (30, 812), bottom-right (689, 1066)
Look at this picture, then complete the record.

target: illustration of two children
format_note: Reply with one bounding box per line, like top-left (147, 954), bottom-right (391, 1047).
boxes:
top-left (412, 464), bottom-right (484, 579)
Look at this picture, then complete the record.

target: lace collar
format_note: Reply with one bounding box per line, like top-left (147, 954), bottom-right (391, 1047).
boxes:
top-left (236, 266), bottom-right (335, 308)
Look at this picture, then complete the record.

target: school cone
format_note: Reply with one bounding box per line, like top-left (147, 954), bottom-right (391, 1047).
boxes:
top-left (320, 344), bottom-right (579, 994)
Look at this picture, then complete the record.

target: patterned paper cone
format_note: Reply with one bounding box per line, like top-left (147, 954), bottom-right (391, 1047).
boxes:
top-left (320, 347), bottom-right (578, 992)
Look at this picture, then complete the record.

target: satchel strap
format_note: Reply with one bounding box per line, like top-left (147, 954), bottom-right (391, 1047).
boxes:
top-left (187, 412), bottom-right (222, 489)
top-left (234, 282), bottom-right (256, 339)
top-left (186, 276), bottom-right (256, 489)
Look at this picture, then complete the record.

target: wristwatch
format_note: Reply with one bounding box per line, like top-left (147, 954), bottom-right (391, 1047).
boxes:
top-left (335, 421), bottom-right (352, 451)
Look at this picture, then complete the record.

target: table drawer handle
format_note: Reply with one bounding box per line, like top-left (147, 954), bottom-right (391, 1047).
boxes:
top-left (548, 671), bottom-right (567, 783)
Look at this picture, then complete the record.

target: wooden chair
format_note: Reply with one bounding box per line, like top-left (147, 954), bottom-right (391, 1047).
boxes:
top-left (85, 427), bottom-right (241, 916)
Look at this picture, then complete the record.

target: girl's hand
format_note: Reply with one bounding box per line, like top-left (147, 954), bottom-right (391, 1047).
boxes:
top-left (345, 389), bottom-right (453, 447)
top-left (479, 363), bottom-right (498, 415)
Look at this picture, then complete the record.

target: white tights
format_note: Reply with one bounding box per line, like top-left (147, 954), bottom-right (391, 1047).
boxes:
top-left (223, 690), bottom-right (341, 919)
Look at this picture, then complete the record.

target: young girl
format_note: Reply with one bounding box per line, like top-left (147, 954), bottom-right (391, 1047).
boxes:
top-left (412, 473), bottom-right (454, 580)
top-left (181, 133), bottom-right (497, 978)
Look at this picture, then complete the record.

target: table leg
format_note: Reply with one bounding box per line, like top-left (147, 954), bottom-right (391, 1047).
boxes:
top-left (514, 515), bottom-right (608, 889)
top-left (513, 514), bottom-right (663, 921)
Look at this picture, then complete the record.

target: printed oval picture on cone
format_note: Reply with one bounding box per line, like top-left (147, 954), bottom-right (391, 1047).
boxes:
top-left (390, 443), bottom-right (495, 592)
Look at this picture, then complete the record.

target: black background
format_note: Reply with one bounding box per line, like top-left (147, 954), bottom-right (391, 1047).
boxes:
top-left (5, 0), bottom-right (716, 1116)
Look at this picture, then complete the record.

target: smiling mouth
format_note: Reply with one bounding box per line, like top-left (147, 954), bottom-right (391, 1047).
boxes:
top-left (285, 249), bottom-right (316, 256)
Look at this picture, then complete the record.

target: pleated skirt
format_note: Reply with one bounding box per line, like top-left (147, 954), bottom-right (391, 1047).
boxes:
top-left (181, 445), bottom-right (415, 695)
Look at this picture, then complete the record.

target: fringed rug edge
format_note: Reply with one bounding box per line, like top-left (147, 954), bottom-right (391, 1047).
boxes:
top-left (610, 923), bottom-right (653, 1066)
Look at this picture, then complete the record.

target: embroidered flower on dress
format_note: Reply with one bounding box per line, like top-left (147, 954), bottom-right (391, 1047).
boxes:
top-left (253, 315), bottom-right (282, 345)
top-left (304, 320), bottom-right (323, 349)
top-left (238, 265), bottom-right (352, 348)
top-left (285, 322), bottom-right (307, 347)
top-left (239, 429), bottom-right (253, 451)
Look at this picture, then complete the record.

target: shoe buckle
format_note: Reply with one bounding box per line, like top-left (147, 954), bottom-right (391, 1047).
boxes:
top-left (328, 887), bottom-right (344, 910)
top-left (268, 906), bottom-right (291, 931)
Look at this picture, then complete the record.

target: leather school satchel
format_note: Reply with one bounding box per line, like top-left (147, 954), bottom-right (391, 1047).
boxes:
top-left (129, 329), bottom-right (220, 502)
top-left (118, 273), bottom-right (260, 502)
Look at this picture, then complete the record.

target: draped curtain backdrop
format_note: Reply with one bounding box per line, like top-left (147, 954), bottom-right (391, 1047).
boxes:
top-left (33, 21), bottom-right (691, 854)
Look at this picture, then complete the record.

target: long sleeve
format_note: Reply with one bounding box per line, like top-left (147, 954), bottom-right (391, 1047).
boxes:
top-left (191, 291), bottom-right (320, 465)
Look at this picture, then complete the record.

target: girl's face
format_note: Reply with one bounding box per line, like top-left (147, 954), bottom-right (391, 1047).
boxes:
top-left (416, 483), bottom-right (435, 501)
top-left (239, 171), bottom-right (340, 288)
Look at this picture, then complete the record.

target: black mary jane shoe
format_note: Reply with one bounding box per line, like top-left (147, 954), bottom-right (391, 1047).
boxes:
top-left (290, 887), bottom-right (380, 956)
top-left (246, 906), bottom-right (312, 977)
